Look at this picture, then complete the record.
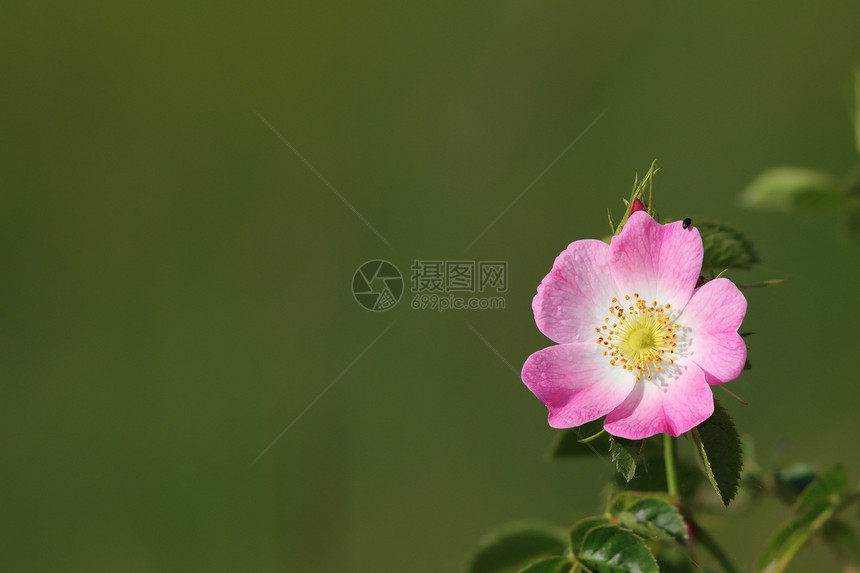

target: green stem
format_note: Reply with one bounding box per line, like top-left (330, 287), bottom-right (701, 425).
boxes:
top-left (696, 523), bottom-right (740, 573)
top-left (765, 504), bottom-right (837, 573)
top-left (755, 490), bottom-right (860, 573)
top-left (663, 434), bottom-right (679, 497)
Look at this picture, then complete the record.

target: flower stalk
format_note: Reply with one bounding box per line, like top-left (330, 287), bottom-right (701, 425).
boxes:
top-left (664, 434), bottom-right (679, 497)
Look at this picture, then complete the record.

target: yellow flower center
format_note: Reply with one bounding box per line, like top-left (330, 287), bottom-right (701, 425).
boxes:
top-left (594, 293), bottom-right (678, 381)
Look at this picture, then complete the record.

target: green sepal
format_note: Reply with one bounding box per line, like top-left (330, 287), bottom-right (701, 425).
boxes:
top-left (718, 384), bottom-right (748, 405)
top-left (467, 522), bottom-right (568, 573)
top-left (613, 161), bottom-right (659, 235)
top-left (697, 220), bottom-right (759, 271)
top-left (578, 525), bottom-right (659, 573)
top-left (692, 399), bottom-right (743, 506)
top-left (737, 279), bottom-right (785, 288)
top-left (578, 429), bottom-right (607, 443)
top-left (547, 419), bottom-right (610, 460)
top-left (516, 556), bottom-right (574, 573)
top-left (609, 437), bottom-right (642, 482)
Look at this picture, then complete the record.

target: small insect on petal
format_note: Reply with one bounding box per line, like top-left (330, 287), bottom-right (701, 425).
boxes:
top-left (682, 218), bottom-right (692, 229)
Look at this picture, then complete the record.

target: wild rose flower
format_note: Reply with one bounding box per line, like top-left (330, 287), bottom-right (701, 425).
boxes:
top-left (521, 210), bottom-right (747, 439)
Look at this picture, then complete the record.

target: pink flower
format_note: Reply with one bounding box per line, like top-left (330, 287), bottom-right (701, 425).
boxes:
top-left (521, 211), bottom-right (747, 439)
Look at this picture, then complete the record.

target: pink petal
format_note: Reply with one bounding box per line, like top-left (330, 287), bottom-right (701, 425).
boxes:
top-left (521, 343), bottom-right (635, 428)
top-left (681, 278), bottom-right (748, 384)
top-left (609, 212), bottom-right (703, 309)
top-left (603, 362), bottom-right (713, 439)
top-left (683, 278), bottom-right (747, 333)
top-left (532, 239), bottom-right (619, 344)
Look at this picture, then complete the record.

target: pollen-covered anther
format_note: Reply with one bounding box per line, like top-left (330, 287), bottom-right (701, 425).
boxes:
top-left (595, 292), bottom-right (678, 380)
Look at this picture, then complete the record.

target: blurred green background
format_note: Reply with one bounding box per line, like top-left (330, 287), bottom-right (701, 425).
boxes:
top-left (3, 1), bottom-right (860, 571)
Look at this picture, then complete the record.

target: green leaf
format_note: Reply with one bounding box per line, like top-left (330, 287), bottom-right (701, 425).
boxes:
top-left (468, 523), bottom-right (568, 573)
top-left (753, 494), bottom-right (842, 573)
top-left (655, 552), bottom-right (697, 573)
top-left (578, 525), bottom-right (659, 573)
top-left (754, 466), bottom-right (857, 573)
top-left (822, 520), bottom-right (860, 570)
top-left (696, 220), bottom-right (759, 271)
top-left (569, 517), bottom-right (613, 554)
top-left (795, 465), bottom-right (847, 514)
top-left (692, 400), bottom-right (743, 506)
top-left (618, 498), bottom-right (688, 546)
top-left (773, 463), bottom-right (818, 506)
top-left (608, 491), bottom-right (677, 514)
top-left (547, 419), bottom-right (610, 460)
top-left (517, 557), bottom-right (574, 573)
top-left (740, 167), bottom-right (847, 211)
top-left (614, 441), bottom-right (703, 499)
top-left (609, 437), bottom-right (641, 482)
top-left (608, 492), bottom-right (687, 546)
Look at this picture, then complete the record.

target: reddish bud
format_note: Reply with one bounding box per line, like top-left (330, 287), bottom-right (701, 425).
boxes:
top-left (630, 198), bottom-right (646, 214)
top-left (696, 275), bottom-right (706, 288)
top-left (684, 517), bottom-right (700, 551)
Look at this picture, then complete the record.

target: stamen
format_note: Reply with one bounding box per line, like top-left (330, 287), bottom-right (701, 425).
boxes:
top-left (595, 292), bottom-right (678, 381)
